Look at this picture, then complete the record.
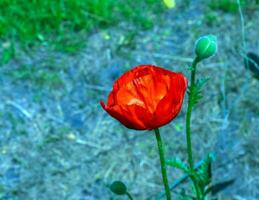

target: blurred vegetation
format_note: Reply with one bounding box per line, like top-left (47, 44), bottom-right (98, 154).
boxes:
top-left (6, 64), bottom-right (64, 89)
top-left (202, 0), bottom-right (259, 26)
top-left (209, 0), bottom-right (258, 12)
top-left (0, 0), bottom-right (163, 51)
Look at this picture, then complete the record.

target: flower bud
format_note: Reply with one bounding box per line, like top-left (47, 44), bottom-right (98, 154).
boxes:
top-left (110, 181), bottom-right (127, 195)
top-left (195, 35), bottom-right (217, 60)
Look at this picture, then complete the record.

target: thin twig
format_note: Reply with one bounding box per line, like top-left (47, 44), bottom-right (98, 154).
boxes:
top-left (85, 83), bottom-right (110, 92)
top-left (6, 100), bottom-right (32, 119)
top-left (237, 0), bottom-right (247, 52)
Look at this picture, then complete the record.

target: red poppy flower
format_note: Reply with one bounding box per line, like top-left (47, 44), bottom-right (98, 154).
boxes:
top-left (100, 65), bottom-right (188, 130)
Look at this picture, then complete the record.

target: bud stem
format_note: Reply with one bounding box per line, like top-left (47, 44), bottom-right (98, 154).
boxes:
top-left (154, 128), bottom-right (171, 200)
top-left (126, 192), bottom-right (134, 200)
top-left (186, 56), bottom-right (202, 200)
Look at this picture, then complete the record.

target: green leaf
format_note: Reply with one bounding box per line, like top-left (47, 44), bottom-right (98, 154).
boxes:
top-left (195, 153), bottom-right (214, 190)
top-left (166, 158), bottom-right (189, 173)
top-left (186, 65), bottom-right (194, 71)
top-left (244, 52), bottom-right (259, 80)
top-left (191, 77), bottom-right (210, 106)
top-left (196, 77), bottom-right (210, 90)
top-left (204, 179), bottom-right (235, 196)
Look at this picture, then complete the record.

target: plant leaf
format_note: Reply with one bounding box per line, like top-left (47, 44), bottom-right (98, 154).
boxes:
top-left (205, 179), bottom-right (235, 195)
top-left (244, 52), bottom-right (259, 79)
top-left (196, 77), bottom-right (210, 90)
top-left (191, 77), bottom-right (210, 106)
top-left (195, 153), bottom-right (214, 190)
top-left (166, 158), bottom-right (189, 173)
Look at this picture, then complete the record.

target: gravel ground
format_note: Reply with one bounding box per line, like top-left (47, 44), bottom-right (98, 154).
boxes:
top-left (0, 1), bottom-right (258, 200)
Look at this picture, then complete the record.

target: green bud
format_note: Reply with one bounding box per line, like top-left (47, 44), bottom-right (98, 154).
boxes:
top-left (110, 181), bottom-right (127, 195)
top-left (195, 35), bottom-right (217, 60)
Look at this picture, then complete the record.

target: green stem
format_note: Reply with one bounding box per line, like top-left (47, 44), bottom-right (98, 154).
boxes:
top-left (186, 56), bottom-right (202, 200)
top-left (126, 192), bottom-right (134, 200)
top-left (154, 128), bottom-right (171, 200)
top-left (191, 176), bottom-right (201, 200)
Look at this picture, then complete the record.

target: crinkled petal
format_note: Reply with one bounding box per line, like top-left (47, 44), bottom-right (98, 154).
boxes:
top-left (101, 101), bottom-right (151, 130)
top-left (153, 73), bottom-right (187, 126)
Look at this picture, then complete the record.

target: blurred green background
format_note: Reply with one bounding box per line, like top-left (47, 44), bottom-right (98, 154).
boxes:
top-left (0, 0), bottom-right (163, 55)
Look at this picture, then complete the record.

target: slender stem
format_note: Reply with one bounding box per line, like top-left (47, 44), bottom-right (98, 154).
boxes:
top-left (154, 128), bottom-right (171, 200)
top-left (191, 176), bottom-right (201, 200)
top-left (126, 192), bottom-right (134, 200)
top-left (186, 56), bottom-right (201, 200)
top-left (186, 56), bottom-right (199, 169)
top-left (237, 0), bottom-right (246, 52)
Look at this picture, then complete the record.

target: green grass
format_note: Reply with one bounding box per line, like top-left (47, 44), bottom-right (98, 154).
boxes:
top-left (208, 0), bottom-right (258, 13)
top-left (209, 0), bottom-right (245, 12)
top-left (0, 0), bottom-right (163, 51)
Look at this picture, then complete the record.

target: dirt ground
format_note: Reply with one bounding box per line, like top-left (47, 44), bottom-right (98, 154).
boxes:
top-left (0, 1), bottom-right (258, 200)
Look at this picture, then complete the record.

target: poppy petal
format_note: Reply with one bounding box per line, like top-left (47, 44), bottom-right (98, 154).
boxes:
top-left (154, 73), bottom-right (187, 126)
